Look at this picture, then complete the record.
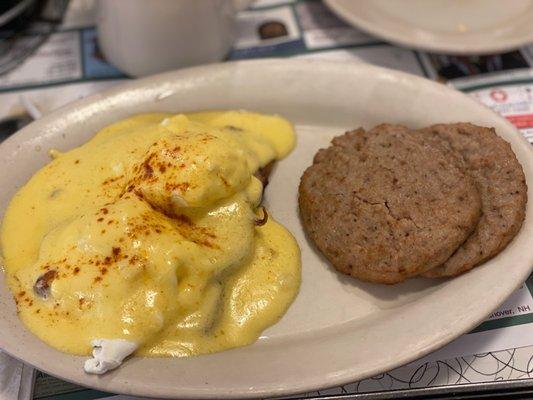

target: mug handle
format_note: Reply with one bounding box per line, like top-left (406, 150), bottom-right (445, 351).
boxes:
top-left (233, 0), bottom-right (254, 11)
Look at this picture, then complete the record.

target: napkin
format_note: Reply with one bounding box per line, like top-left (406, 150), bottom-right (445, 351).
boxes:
top-left (0, 352), bottom-right (33, 400)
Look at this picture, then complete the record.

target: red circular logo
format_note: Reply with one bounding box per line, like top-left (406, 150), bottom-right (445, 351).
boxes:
top-left (490, 89), bottom-right (508, 103)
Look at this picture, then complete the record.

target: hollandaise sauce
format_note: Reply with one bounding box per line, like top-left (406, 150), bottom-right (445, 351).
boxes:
top-left (1, 111), bottom-right (301, 358)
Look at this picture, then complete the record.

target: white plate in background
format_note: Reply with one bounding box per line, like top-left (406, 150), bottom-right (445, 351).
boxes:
top-left (0, 59), bottom-right (532, 398)
top-left (325, 0), bottom-right (533, 54)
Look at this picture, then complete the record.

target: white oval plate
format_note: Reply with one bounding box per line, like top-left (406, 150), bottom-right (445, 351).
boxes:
top-left (0, 60), bottom-right (532, 399)
top-left (325, 0), bottom-right (533, 55)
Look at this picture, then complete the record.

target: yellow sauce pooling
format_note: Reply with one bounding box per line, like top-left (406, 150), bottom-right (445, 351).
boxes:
top-left (1, 111), bottom-right (301, 356)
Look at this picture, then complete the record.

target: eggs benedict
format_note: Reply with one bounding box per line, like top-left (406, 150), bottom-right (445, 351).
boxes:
top-left (0, 111), bottom-right (301, 373)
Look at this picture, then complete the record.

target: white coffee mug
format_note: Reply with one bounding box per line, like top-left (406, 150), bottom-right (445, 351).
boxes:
top-left (96, 0), bottom-right (252, 77)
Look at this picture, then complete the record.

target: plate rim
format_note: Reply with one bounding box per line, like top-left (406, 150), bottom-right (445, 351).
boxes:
top-left (324, 0), bottom-right (533, 55)
top-left (0, 58), bottom-right (532, 399)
